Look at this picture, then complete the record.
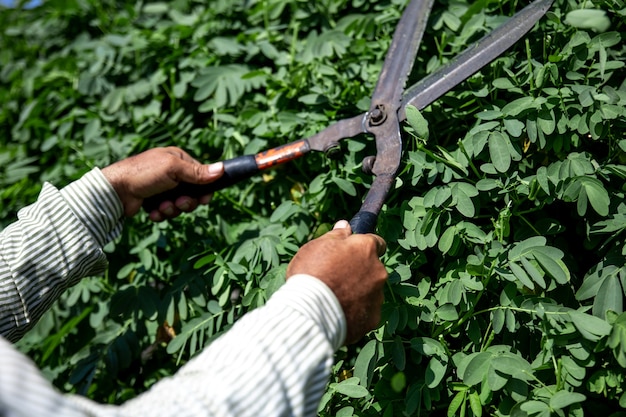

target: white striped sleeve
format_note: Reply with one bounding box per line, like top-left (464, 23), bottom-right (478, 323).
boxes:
top-left (120, 274), bottom-right (347, 417)
top-left (0, 168), bottom-right (124, 342)
top-left (0, 274), bottom-right (347, 417)
top-left (60, 168), bottom-right (124, 247)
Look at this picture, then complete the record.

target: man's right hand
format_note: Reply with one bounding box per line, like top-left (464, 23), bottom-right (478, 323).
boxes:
top-left (101, 147), bottom-right (224, 222)
top-left (286, 220), bottom-right (388, 345)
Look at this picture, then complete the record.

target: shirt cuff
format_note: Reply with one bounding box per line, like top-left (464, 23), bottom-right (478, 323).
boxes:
top-left (268, 274), bottom-right (347, 350)
top-left (59, 168), bottom-right (124, 248)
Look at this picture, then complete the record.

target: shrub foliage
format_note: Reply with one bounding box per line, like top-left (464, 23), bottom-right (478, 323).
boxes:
top-left (1, 0), bottom-right (625, 415)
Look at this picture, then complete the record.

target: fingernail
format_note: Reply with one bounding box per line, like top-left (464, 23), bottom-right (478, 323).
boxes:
top-left (333, 220), bottom-right (349, 230)
top-left (178, 200), bottom-right (191, 211)
top-left (163, 206), bottom-right (175, 216)
top-left (200, 194), bottom-right (213, 205)
top-left (207, 162), bottom-right (224, 175)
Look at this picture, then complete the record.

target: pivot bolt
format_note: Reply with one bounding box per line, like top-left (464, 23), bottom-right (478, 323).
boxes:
top-left (324, 144), bottom-right (342, 160)
top-left (362, 155), bottom-right (376, 174)
top-left (368, 105), bottom-right (387, 126)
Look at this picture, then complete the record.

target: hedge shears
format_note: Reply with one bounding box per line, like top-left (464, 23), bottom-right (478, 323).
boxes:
top-left (144, 0), bottom-right (554, 234)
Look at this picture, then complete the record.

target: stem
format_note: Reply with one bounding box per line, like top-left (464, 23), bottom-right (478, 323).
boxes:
top-left (417, 144), bottom-right (471, 179)
top-left (457, 140), bottom-right (481, 178)
top-left (217, 189), bottom-right (257, 217)
top-left (525, 39), bottom-right (534, 92)
top-left (289, 22), bottom-right (299, 72)
top-left (386, 280), bottom-right (397, 303)
top-left (481, 327), bottom-right (495, 351)
top-left (517, 213), bottom-right (542, 236)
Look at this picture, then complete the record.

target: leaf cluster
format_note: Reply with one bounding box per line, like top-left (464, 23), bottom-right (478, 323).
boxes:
top-left (1, 0), bottom-right (626, 415)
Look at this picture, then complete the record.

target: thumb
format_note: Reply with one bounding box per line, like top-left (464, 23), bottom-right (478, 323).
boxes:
top-left (174, 161), bottom-right (224, 185)
top-left (316, 220), bottom-right (351, 241)
top-left (333, 220), bottom-right (351, 231)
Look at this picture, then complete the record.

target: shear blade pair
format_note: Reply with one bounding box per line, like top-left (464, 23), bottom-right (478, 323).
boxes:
top-left (144, 0), bottom-right (554, 234)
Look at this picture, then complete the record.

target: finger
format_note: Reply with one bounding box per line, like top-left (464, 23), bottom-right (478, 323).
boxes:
top-left (172, 159), bottom-right (224, 185)
top-left (165, 147), bottom-right (201, 164)
top-left (367, 234), bottom-right (387, 257)
top-left (149, 210), bottom-right (164, 222)
top-left (333, 220), bottom-right (350, 230)
top-left (157, 201), bottom-right (181, 219)
top-left (162, 207), bottom-right (182, 219)
top-left (175, 196), bottom-right (199, 212)
top-left (320, 223), bottom-right (352, 240)
top-left (199, 194), bottom-right (213, 205)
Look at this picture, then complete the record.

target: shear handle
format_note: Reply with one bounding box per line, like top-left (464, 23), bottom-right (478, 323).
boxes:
top-left (142, 140), bottom-right (310, 212)
top-left (349, 173), bottom-right (395, 234)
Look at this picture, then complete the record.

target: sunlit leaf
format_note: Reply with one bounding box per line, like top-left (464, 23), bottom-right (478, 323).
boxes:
top-left (565, 9), bottom-right (611, 32)
top-left (488, 131), bottom-right (511, 172)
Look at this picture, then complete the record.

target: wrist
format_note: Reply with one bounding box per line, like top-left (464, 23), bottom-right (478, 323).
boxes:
top-left (273, 274), bottom-right (347, 349)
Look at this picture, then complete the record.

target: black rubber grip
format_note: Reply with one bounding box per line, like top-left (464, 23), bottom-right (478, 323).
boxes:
top-left (349, 210), bottom-right (378, 234)
top-left (142, 155), bottom-right (259, 212)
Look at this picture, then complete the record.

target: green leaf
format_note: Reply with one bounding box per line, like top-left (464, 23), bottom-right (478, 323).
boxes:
top-left (537, 108), bottom-right (556, 135)
top-left (576, 266), bottom-right (609, 301)
top-left (549, 391), bottom-right (586, 409)
top-left (436, 303), bottom-right (458, 321)
top-left (492, 309), bottom-right (505, 334)
top-left (509, 261), bottom-right (535, 289)
top-left (335, 379), bottom-right (370, 398)
top-left (143, 2), bottom-right (168, 14)
top-left (569, 310), bottom-right (612, 341)
top-left (84, 118), bottom-right (101, 142)
top-left (565, 9), bottom-right (611, 32)
top-left (453, 186), bottom-right (476, 218)
top-left (520, 400), bottom-right (550, 414)
top-left (192, 65), bottom-right (264, 108)
top-left (487, 365), bottom-right (509, 391)
top-left (405, 105), bottom-right (429, 141)
top-left (509, 236), bottom-right (546, 260)
top-left (520, 257), bottom-right (546, 289)
top-left (392, 337), bottom-right (406, 371)
top-left (332, 177), bottom-right (357, 196)
top-left (469, 391), bottom-right (483, 417)
top-left (504, 119), bottom-right (525, 137)
top-left (337, 406), bottom-right (354, 417)
top-left (438, 226), bottom-right (457, 254)
top-left (580, 177), bottom-right (610, 216)
top-left (594, 275), bottom-right (624, 317)
top-left (426, 356), bottom-right (448, 388)
top-left (390, 372), bottom-right (406, 392)
top-left (502, 97), bottom-right (535, 116)
top-left (489, 131), bottom-right (511, 173)
top-left (463, 352), bottom-right (492, 386)
top-left (533, 252), bottom-right (570, 284)
top-left (411, 337), bottom-right (445, 357)
top-left (490, 353), bottom-right (533, 379)
top-left (536, 166), bottom-right (551, 194)
top-left (354, 340), bottom-right (378, 388)
top-left (448, 390), bottom-right (466, 417)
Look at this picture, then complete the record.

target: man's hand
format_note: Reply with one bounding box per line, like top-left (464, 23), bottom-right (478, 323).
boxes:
top-left (286, 220), bottom-right (388, 345)
top-left (101, 147), bottom-right (224, 221)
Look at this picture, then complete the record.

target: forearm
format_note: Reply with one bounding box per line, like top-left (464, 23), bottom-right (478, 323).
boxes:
top-left (121, 274), bottom-right (346, 417)
top-left (0, 169), bottom-right (123, 342)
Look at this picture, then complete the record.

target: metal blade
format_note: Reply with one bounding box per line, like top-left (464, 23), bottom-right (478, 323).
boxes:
top-left (400, 0), bottom-right (554, 120)
top-left (306, 114), bottom-right (367, 152)
top-left (369, 0), bottom-right (435, 110)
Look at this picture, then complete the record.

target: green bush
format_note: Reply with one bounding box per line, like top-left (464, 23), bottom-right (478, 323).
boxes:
top-left (1, 0), bottom-right (625, 415)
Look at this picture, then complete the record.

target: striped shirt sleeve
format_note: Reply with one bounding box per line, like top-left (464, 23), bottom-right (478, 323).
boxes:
top-left (0, 274), bottom-right (347, 417)
top-left (0, 168), bottom-right (124, 342)
top-left (121, 274), bottom-right (347, 417)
